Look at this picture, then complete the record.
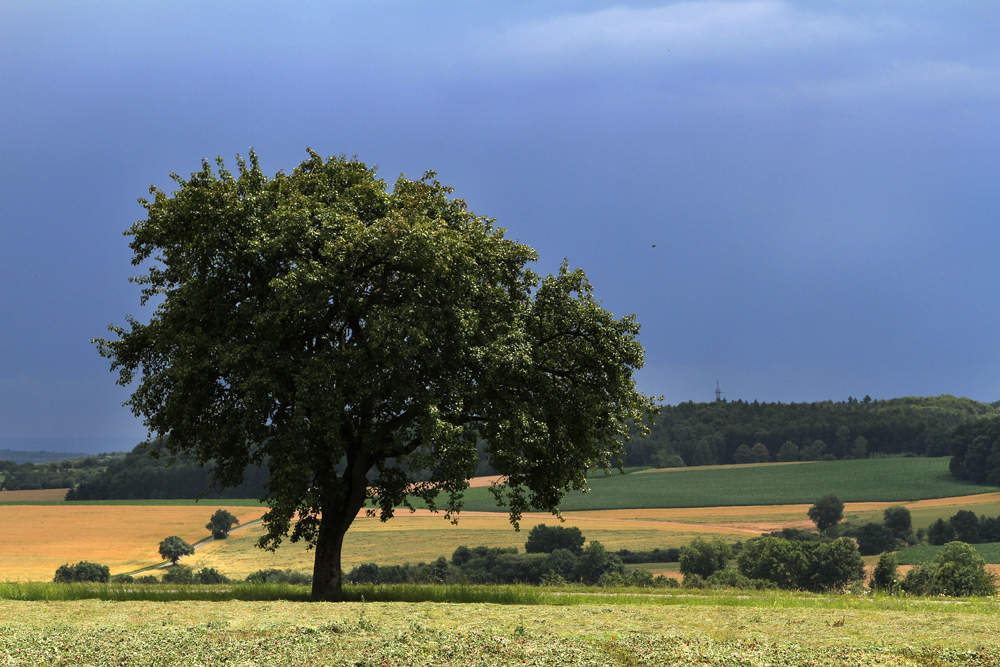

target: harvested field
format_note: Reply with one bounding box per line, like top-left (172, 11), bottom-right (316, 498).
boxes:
top-left (0, 488), bottom-right (68, 502)
top-left (0, 505), bottom-right (266, 580)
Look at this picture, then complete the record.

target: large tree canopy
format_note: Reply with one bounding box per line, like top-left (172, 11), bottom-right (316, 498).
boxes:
top-left (95, 151), bottom-right (656, 599)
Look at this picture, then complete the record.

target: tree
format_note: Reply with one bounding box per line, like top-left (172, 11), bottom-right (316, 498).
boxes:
top-left (855, 522), bottom-right (896, 556)
top-left (523, 524), bottom-right (585, 554)
top-left (679, 537), bottom-right (732, 579)
top-left (574, 541), bottom-right (624, 584)
top-left (870, 552), bottom-right (899, 593)
top-left (882, 505), bottom-right (912, 541)
top-left (159, 535), bottom-right (195, 565)
top-left (749, 442), bottom-right (770, 463)
top-left (807, 494), bottom-right (844, 532)
top-left (737, 537), bottom-right (809, 590)
top-left (732, 444), bottom-right (752, 464)
top-left (776, 441), bottom-right (799, 462)
top-left (95, 151), bottom-right (656, 600)
top-left (206, 509), bottom-right (239, 539)
top-left (806, 538), bottom-right (866, 591)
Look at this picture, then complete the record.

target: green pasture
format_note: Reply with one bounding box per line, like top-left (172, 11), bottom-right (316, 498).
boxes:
top-left (1, 591), bottom-right (999, 665)
top-left (895, 542), bottom-right (1000, 565)
top-left (453, 457), bottom-right (997, 511)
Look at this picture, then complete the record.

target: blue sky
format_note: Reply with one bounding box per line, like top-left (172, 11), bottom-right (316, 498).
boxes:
top-left (2, 1), bottom-right (998, 453)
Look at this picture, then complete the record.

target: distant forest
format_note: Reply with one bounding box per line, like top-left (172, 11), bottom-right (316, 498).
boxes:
top-left (623, 395), bottom-right (1000, 468)
top-left (15, 394), bottom-right (998, 500)
top-left (65, 442), bottom-right (269, 500)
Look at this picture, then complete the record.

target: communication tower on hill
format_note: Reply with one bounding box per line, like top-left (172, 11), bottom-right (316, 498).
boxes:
top-left (715, 379), bottom-right (727, 402)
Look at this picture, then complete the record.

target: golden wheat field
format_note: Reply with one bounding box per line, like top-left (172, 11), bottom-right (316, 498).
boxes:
top-left (0, 504), bottom-right (267, 580)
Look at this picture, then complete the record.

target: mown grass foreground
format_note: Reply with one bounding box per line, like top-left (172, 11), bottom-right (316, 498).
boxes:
top-left (1, 587), bottom-right (999, 665)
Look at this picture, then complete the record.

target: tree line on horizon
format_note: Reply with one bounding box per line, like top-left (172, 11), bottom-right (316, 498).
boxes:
top-left (623, 394), bottom-right (1000, 468)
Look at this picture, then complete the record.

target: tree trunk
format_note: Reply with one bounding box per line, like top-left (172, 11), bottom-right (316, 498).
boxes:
top-left (311, 512), bottom-right (352, 600)
top-left (311, 459), bottom-right (370, 600)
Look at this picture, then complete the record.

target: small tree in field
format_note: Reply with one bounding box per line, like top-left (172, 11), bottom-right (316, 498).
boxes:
top-left (159, 535), bottom-right (195, 565)
top-left (808, 494), bottom-right (844, 532)
top-left (206, 509), bottom-right (239, 539)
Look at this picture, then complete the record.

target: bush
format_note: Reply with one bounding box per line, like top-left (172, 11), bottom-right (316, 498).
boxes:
top-left (883, 506), bottom-right (913, 541)
top-left (53, 561), bottom-right (111, 583)
top-left (195, 567), bottom-right (230, 584)
top-left (246, 568), bottom-right (313, 585)
top-left (856, 523), bottom-right (897, 556)
top-left (900, 541), bottom-right (996, 597)
top-left (870, 552), bottom-right (899, 593)
top-left (705, 568), bottom-right (754, 590)
top-left (737, 535), bottom-right (864, 592)
top-left (524, 524), bottom-right (585, 554)
top-left (574, 541), bottom-right (624, 584)
top-left (161, 565), bottom-right (194, 584)
top-left (679, 537), bottom-right (732, 578)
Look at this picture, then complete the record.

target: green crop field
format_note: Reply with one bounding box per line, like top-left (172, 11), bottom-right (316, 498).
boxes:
top-left (1, 591), bottom-right (999, 665)
top-left (450, 458), bottom-right (998, 511)
top-left (895, 542), bottom-right (1000, 565)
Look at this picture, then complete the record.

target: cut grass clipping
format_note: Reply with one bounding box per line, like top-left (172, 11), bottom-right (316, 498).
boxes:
top-left (1, 594), bottom-right (999, 666)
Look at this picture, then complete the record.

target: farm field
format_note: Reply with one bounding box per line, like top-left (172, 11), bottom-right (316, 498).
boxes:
top-left (1, 596), bottom-right (999, 665)
top-left (896, 542), bottom-right (1000, 565)
top-left (455, 457), bottom-right (999, 511)
top-left (0, 504), bottom-right (266, 580)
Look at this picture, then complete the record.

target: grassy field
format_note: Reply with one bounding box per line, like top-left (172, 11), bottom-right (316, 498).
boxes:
top-left (1, 593), bottom-right (999, 665)
top-left (895, 542), bottom-right (1000, 565)
top-left (454, 458), bottom-right (999, 511)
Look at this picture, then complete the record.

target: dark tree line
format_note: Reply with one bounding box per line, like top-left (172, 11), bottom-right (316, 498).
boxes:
top-left (623, 395), bottom-right (999, 468)
top-left (65, 442), bottom-right (268, 500)
top-left (949, 416), bottom-right (1000, 486)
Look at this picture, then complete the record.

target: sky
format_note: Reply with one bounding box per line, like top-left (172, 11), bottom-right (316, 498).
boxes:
top-left (1, 1), bottom-right (999, 454)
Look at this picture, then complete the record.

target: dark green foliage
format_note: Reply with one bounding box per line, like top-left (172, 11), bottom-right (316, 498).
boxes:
top-left (206, 509), bottom-right (239, 539)
top-left (807, 494), bottom-right (844, 531)
top-left (951, 510), bottom-right (981, 543)
top-left (736, 536), bottom-right (865, 591)
top-left (161, 565), bottom-right (194, 584)
top-left (53, 561), bottom-right (110, 583)
top-left (65, 442), bottom-right (268, 501)
top-left (523, 524), bottom-right (585, 554)
top-left (949, 416), bottom-right (1000, 485)
top-left (882, 505), bottom-right (912, 540)
top-left (574, 541), bottom-right (625, 584)
top-left (806, 538), bottom-right (866, 591)
top-left (158, 536), bottom-right (195, 565)
top-left (679, 537), bottom-right (732, 578)
top-left (928, 518), bottom-right (956, 545)
top-left (925, 510), bottom-right (1000, 546)
top-left (749, 443), bottom-right (770, 463)
top-left (94, 152), bottom-right (656, 600)
top-left (871, 552), bottom-right (899, 593)
top-left (856, 523), bottom-right (897, 556)
top-left (900, 541), bottom-right (996, 596)
top-left (246, 569), bottom-right (313, 585)
top-left (732, 445), bottom-right (752, 464)
top-left (0, 453), bottom-right (121, 493)
top-left (616, 547), bottom-right (681, 564)
top-left (776, 441), bottom-right (799, 462)
top-left (195, 567), bottom-right (230, 584)
top-left (623, 394), bottom-right (995, 468)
